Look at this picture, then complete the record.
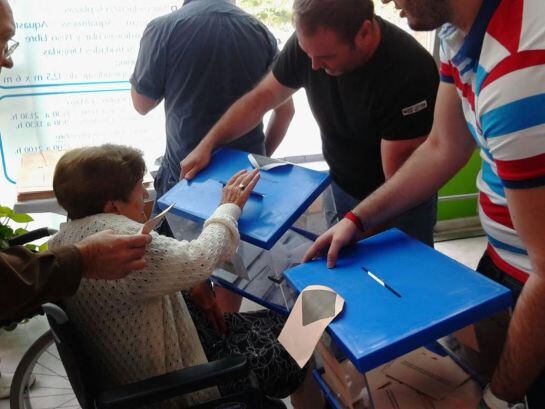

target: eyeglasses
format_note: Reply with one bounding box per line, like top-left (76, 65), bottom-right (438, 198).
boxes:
top-left (4, 38), bottom-right (18, 59)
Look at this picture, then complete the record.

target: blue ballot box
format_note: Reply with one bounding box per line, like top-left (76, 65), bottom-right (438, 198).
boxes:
top-left (157, 148), bottom-right (330, 249)
top-left (284, 229), bottom-right (513, 373)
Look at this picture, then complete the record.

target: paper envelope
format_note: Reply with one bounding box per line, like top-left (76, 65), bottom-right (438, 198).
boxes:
top-left (278, 285), bottom-right (344, 368)
top-left (139, 203), bottom-right (175, 234)
top-left (248, 153), bottom-right (291, 171)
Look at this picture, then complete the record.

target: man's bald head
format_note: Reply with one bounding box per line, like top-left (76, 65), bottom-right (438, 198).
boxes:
top-left (0, 0), bottom-right (15, 71)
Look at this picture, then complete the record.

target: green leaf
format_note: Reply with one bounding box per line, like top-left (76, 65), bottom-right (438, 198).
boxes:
top-left (0, 239), bottom-right (9, 250)
top-left (10, 213), bottom-right (34, 223)
top-left (0, 224), bottom-right (14, 240)
top-left (14, 228), bottom-right (29, 236)
top-left (25, 244), bottom-right (38, 252)
top-left (39, 242), bottom-right (49, 252)
top-left (0, 206), bottom-right (14, 218)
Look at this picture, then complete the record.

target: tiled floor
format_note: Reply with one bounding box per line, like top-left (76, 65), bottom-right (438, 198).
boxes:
top-left (0, 236), bottom-right (487, 409)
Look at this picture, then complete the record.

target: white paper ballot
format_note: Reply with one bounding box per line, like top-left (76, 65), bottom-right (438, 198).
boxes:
top-left (248, 153), bottom-right (292, 171)
top-left (139, 203), bottom-right (175, 234)
top-left (278, 285), bottom-right (344, 368)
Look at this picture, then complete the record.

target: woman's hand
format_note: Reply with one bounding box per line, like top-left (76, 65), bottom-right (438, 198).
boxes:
top-left (220, 169), bottom-right (260, 209)
top-left (190, 281), bottom-right (227, 335)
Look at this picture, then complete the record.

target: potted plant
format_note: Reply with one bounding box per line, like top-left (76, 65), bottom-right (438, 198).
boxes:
top-left (0, 205), bottom-right (47, 252)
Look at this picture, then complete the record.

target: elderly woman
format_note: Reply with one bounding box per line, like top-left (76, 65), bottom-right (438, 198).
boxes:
top-left (49, 144), bottom-right (322, 409)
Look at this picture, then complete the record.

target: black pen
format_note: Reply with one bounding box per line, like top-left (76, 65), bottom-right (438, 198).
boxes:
top-left (362, 267), bottom-right (402, 298)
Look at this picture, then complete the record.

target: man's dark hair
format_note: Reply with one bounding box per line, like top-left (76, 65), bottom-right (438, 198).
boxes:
top-left (293, 0), bottom-right (375, 44)
top-left (53, 144), bottom-right (146, 220)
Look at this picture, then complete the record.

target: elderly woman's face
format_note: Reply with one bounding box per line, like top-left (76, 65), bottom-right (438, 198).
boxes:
top-left (114, 179), bottom-right (149, 223)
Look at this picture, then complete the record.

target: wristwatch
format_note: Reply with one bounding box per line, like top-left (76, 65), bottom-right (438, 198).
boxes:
top-left (482, 384), bottom-right (527, 409)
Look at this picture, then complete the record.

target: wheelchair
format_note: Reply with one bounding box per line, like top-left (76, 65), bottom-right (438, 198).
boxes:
top-left (6, 231), bottom-right (286, 409)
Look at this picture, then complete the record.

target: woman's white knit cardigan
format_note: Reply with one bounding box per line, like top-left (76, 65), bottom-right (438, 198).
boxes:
top-left (48, 204), bottom-right (241, 408)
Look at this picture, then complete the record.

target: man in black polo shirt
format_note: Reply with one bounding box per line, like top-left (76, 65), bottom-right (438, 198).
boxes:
top-left (181, 0), bottom-right (439, 255)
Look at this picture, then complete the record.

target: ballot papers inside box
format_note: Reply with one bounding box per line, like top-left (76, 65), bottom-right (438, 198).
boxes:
top-left (317, 335), bottom-right (368, 409)
top-left (316, 345), bottom-right (482, 409)
top-left (163, 179), bottom-right (331, 315)
top-left (364, 348), bottom-right (482, 409)
top-left (164, 213), bottom-right (319, 315)
top-left (211, 230), bottom-right (311, 314)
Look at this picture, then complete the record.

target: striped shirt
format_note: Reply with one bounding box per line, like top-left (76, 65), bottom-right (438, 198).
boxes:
top-left (439, 0), bottom-right (545, 283)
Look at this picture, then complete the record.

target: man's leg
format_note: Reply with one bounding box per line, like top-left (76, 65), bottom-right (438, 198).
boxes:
top-left (323, 182), bottom-right (360, 228)
top-left (474, 252), bottom-right (545, 407)
top-left (392, 195), bottom-right (437, 247)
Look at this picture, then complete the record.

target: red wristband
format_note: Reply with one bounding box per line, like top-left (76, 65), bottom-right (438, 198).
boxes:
top-left (344, 211), bottom-right (364, 232)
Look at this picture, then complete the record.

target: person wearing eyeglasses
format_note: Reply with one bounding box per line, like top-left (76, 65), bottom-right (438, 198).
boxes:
top-left (0, 0), bottom-right (153, 399)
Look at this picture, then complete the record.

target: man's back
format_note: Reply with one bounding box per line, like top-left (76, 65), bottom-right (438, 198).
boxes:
top-left (131, 0), bottom-right (278, 176)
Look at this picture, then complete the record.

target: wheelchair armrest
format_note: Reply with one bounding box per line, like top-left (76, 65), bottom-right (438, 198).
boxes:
top-left (97, 355), bottom-right (250, 409)
top-left (8, 227), bottom-right (58, 246)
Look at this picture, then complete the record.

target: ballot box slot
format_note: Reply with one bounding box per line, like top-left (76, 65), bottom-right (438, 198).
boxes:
top-left (361, 266), bottom-right (402, 298)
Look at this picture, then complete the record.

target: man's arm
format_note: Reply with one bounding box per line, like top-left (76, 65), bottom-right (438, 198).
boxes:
top-left (131, 87), bottom-right (161, 115)
top-left (0, 231), bottom-right (151, 321)
top-left (304, 83), bottom-right (476, 267)
top-left (488, 186), bottom-right (545, 402)
top-left (265, 97), bottom-right (295, 156)
top-left (0, 245), bottom-right (83, 321)
top-left (180, 72), bottom-right (296, 179)
top-left (381, 136), bottom-right (428, 179)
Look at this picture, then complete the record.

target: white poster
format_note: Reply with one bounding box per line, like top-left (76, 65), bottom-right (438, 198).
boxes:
top-left (1, 1), bottom-right (178, 200)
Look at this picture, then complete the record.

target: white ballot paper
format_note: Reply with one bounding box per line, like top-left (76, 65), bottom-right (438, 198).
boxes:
top-left (248, 153), bottom-right (292, 171)
top-left (139, 203), bottom-right (175, 234)
top-left (278, 285), bottom-right (344, 368)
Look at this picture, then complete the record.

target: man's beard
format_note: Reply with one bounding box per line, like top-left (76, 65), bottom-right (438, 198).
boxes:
top-left (405, 0), bottom-right (450, 31)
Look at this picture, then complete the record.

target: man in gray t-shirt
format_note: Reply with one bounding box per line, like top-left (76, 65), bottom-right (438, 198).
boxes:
top-left (131, 0), bottom-right (294, 204)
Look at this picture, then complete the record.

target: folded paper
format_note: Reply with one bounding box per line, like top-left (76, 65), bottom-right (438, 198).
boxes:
top-left (248, 153), bottom-right (291, 171)
top-left (139, 203), bottom-right (175, 234)
top-left (278, 285), bottom-right (344, 368)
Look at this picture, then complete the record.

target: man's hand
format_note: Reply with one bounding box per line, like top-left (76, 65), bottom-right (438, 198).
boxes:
top-left (303, 219), bottom-right (360, 268)
top-left (180, 143), bottom-right (213, 180)
top-left (75, 230), bottom-right (152, 280)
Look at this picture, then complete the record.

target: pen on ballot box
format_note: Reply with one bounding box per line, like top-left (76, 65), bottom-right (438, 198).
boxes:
top-left (362, 267), bottom-right (402, 298)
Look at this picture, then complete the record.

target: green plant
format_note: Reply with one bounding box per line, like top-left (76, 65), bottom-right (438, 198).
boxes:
top-left (0, 205), bottom-right (47, 252)
top-left (239, 0), bottom-right (293, 31)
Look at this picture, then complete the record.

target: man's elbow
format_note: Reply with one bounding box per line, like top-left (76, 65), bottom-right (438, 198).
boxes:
top-left (133, 103), bottom-right (152, 116)
top-left (275, 97), bottom-right (295, 120)
top-left (130, 88), bottom-right (156, 115)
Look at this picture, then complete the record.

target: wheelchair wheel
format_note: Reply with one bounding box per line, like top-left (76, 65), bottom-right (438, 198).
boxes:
top-left (10, 330), bottom-right (80, 409)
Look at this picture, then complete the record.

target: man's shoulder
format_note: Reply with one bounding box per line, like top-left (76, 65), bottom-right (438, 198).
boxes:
top-left (373, 19), bottom-right (437, 83)
top-left (153, 2), bottom-right (276, 47)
